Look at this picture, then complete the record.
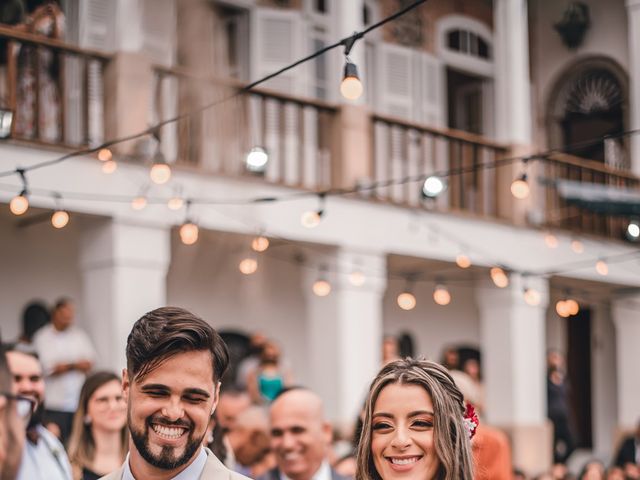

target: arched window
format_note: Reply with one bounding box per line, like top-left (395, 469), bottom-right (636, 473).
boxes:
top-left (446, 29), bottom-right (491, 60)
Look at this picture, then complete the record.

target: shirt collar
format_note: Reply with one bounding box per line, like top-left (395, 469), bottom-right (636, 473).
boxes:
top-left (280, 460), bottom-right (332, 480)
top-left (123, 447), bottom-right (208, 480)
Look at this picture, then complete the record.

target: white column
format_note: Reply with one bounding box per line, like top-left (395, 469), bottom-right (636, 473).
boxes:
top-left (612, 294), bottom-right (640, 429)
top-left (626, 1), bottom-right (640, 175)
top-left (115, 0), bottom-right (145, 53)
top-left (493, 0), bottom-right (532, 144)
top-left (303, 247), bottom-right (386, 424)
top-left (475, 274), bottom-right (551, 473)
top-left (79, 219), bottom-right (170, 372)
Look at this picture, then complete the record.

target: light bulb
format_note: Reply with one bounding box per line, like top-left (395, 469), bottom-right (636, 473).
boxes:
top-left (51, 210), bottom-right (69, 229)
top-left (301, 210), bottom-right (322, 228)
top-left (167, 197), bottom-right (184, 210)
top-left (312, 279), bottom-right (331, 297)
top-left (349, 270), bottom-right (365, 287)
top-left (455, 253), bottom-right (471, 269)
top-left (524, 288), bottom-right (541, 306)
top-left (180, 222), bottom-right (199, 245)
top-left (340, 62), bottom-right (363, 100)
top-left (150, 162), bottom-right (171, 185)
top-left (490, 267), bottom-right (509, 288)
top-left (239, 258), bottom-right (258, 275)
top-left (102, 160), bottom-right (117, 174)
top-left (510, 174), bottom-right (530, 199)
top-left (131, 196), bottom-right (147, 210)
top-left (251, 236), bottom-right (270, 253)
top-left (556, 300), bottom-right (570, 318)
top-left (544, 233), bottom-right (559, 249)
top-left (422, 176), bottom-right (445, 198)
top-left (397, 292), bottom-right (416, 311)
top-left (571, 239), bottom-right (584, 254)
top-left (433, 285), bottom-right (451, 306)
top-left (627, 220), bottom-right (640, 240)
top-left (9, 194), bottom-right (29, 215)
top-left (246, 147), bottom-right (269, 172)
top-left (595, 260), bottom-right (608, 276)
top-left (97, 148), bottom-right (112, 162)
top-left (565, 298), bottom-right (579, 316)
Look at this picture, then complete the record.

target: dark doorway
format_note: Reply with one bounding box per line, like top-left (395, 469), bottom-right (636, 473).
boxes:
top-left (447, 68), bottom-right (484, 135)
top-left (565, 308), bottom-right (593, 448)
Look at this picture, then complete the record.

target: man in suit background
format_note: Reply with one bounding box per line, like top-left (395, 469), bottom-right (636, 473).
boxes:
top-left (100, 306), bottom-right (250, 480)
top-left (259, 387), bottom-right (351, 480)
top-left (613, 419), bottom-right (640, 478)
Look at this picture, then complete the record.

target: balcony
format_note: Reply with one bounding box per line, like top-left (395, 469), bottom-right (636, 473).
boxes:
top-left (0, 26), bottom-right (110, 148)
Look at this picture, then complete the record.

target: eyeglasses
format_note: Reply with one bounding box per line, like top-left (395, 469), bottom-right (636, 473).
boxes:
top-left (0, 392), bottom-right (36, 423)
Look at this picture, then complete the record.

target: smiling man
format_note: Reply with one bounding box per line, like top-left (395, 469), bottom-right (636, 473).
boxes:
top-left (100, 306), bottom-right (250, 480)
top-left (258, 388), bottom-right (351, 480)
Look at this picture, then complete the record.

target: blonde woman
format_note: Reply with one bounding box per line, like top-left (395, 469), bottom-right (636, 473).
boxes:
top-left (356, 358), bottom-right (475, 480)
top-left (67, 372), bottom-right (127, 480)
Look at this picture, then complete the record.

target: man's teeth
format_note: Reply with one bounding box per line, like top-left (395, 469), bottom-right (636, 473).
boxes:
top-left (391, 457), bottom-right (420, 465)
top-left (152, 425), bottom-right (186, 439)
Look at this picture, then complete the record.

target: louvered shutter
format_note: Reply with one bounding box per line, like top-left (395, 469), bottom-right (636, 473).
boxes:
top-left (142, 0), bottom-right (175, 67)
top-left (251, 8), bottom-right (304, 94)
top-left (414, 51), bottom-right (445, 127)
top-left (78, 0), bottom-right (116, 51)
top-left (375, 42), bottom-right (413, 119)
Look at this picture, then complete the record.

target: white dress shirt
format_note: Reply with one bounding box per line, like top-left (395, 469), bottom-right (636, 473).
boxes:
top-left (16, 425), bottom-right (73, 480)
top-left (280, 461), bottom-right (332, 480)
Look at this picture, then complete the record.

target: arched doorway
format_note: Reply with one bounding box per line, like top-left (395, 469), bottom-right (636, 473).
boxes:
top-left (547, 58), bottom-right (628, 166)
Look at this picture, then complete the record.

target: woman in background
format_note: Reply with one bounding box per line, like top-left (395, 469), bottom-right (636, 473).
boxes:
top-left (67, 371), bottom-right (127, 480)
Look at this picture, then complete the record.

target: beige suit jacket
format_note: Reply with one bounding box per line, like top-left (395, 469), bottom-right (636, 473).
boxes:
top-left (99, 449), bottom-right (250, 480)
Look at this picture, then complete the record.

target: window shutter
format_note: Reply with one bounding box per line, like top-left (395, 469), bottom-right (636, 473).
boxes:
top-left (78, 0), bottom-right (116, 51)
top-left (375, 42), bottom-right (413, 119)
top-left (141, 0), bottom-right (175, 66)
top-left (251, 8), bottom-right (304, 94)
top-left (414, 51), bottom-right (445, 127)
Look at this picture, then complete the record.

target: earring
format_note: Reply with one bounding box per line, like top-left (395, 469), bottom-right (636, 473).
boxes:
top-left (83, 415), bottom-right (92, 426)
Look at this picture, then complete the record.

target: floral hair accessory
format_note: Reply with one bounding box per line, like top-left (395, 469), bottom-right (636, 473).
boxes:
top-left (463, 403), bottom-right (479, 439)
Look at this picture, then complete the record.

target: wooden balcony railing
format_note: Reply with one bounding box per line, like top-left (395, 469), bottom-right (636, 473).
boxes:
top-left (153, 66), bottom-right (338, 190)
top-left (0, 25), bottom-right (110, 147)
top-left (371, 113), bottom-right (510, 217)
top-left (542, 152), bottom-right (640, 239)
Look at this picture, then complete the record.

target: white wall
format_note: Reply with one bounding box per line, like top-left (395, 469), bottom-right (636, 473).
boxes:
top-left (0, 210), bottom-right (84, 342)
top-left (383, 278), bottom-right (480, 360)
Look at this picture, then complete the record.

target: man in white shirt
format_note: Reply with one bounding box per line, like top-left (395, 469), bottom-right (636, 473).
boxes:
top-left (6, 348), bottom-right (73, 480)
top-left (100, 306), bottom-right (251, 480)
top-left (33, 298), bottom-right (95, 445)
top-left (258, 388), bottom-right (351, 480)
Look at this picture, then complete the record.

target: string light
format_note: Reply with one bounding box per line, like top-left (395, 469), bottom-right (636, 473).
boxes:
top-left (301, 194), bottom-right (325, 228)
top-left (312, 279), bottom-right (331, 296)
top-left (595, 259), bottom-right (608, 276)
top-left (246, 147), bottom-right (269, 173)
top-left (510, 173), bottom-right (530, 199)
top-left (168, 196), bottom-right (184, 210)
top-left (97, 148), bottom-right (112, 162)
top-left (565, 298), bottom-right (579, 316)
top-left (179, 221), bottom-right (199, 245)
top-left (455, 253), bottom-right (471, 269)
top-left (150, 153), bottom-right (171, 185)
top-left (251, 235), bottom-right (270, 252)
top-left (490, 267), bottom-right (509, 288)
top-left (349, 269), bottom-right (366, 286)
top-left (571, 239), bottom-right (584, 254)
top-left (433, 284), bottom-right (451, 306)
top-left (421, 176), bottom-right (446, 198)
top-left (397, 292), bottom-right (416, 310)
top-left (131, 195), bottom-right (147, 211)
top-left (10, 190), bottom-right (29, 215)
top-left (523, 287), bottom-right (541, 306)
top-left (101, 160), bottom-right (117, 174)
top-left (239, 257), bottom-right (258, 275)
top-left (626, 219), bottom-right (640, 241)
top-left (544, 232), bottom-right (559, 249)
top-left (556, 300), bottom-right (570, 318)
top-left (340, 60), bottom-right (363, 100)
top-left (51, 209), bottom-right (69, 229)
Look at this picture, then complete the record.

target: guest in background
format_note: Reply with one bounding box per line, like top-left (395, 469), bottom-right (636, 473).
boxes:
top-left (13, 301), bottom-right (50, 354)
top-left (612, 419), bottom-right (640, 474)
top-left (34, 298), bottom-right (96, 444)
top-left (67, 371), bottom-right (127, 480)
top-left (247, 340), bottom-right (292, 404)
top-left (547, 350), bottom-right (574, 464)
top-left (381, 336), bottom-right (400, 366)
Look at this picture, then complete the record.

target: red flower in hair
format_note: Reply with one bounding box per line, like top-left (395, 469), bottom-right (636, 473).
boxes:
top-left (463, 403), bottom-right (479, 439)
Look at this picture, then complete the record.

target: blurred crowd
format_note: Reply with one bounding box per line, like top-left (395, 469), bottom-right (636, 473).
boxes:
top-left (1, 298), bottom-right (639, 480)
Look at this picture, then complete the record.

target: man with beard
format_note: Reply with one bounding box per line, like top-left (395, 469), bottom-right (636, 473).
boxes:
top-left (6, 348), bottom-right (73, 479)
top-left (101, 306), bottom-right (251, 480)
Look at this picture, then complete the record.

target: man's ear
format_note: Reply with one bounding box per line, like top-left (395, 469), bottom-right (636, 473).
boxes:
top-left (322, 421), bottom-right (333, 444)
top-left (210, 381), bottom-right (221, 416)
top-left (122, 368), bottom-right (130, 402)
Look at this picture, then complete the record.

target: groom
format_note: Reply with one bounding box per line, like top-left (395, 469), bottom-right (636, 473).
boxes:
top-left (101, 306), bottom-right (250, 480)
